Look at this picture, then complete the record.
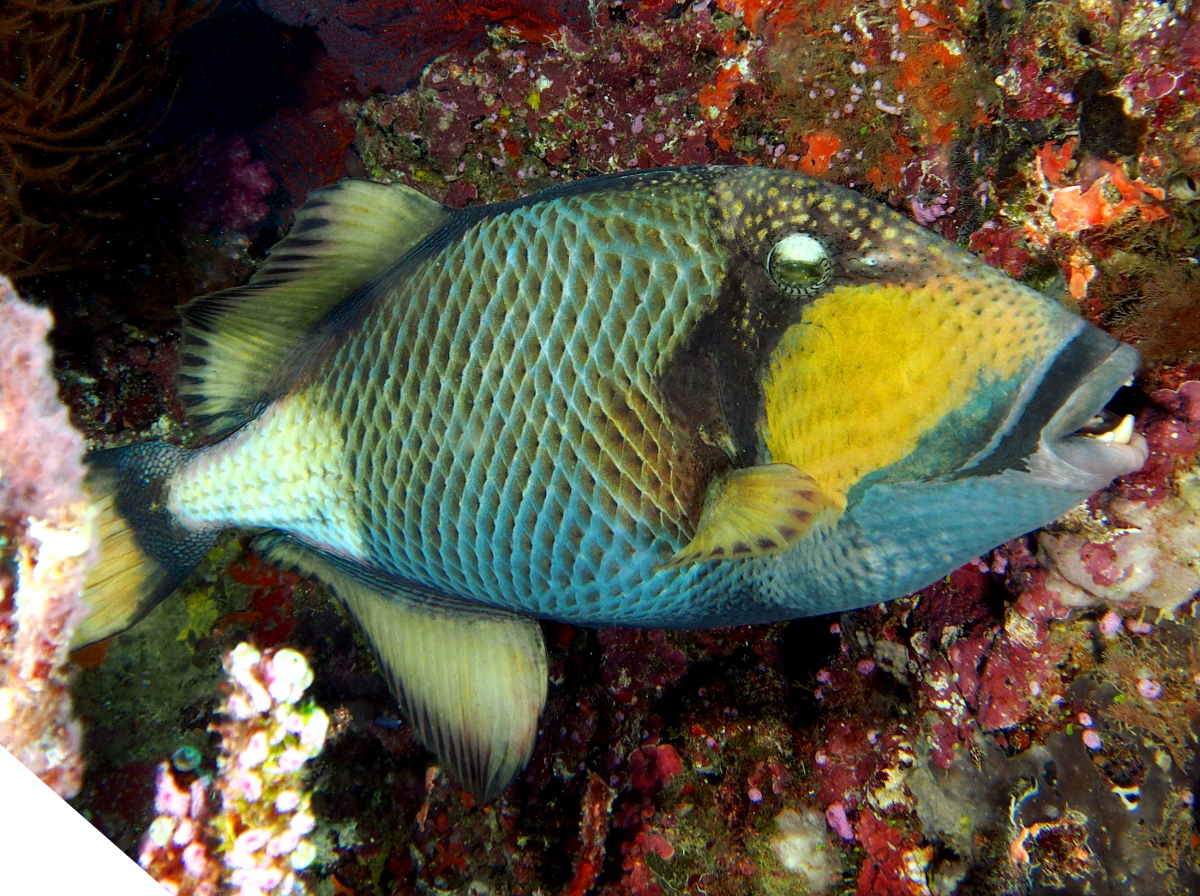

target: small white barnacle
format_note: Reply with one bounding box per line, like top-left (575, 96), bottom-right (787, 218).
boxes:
top-left (767, 232), bottom-right (833, 296)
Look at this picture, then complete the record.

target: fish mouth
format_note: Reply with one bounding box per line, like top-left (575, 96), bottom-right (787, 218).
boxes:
top-left (1041, 340), bottom-right (1148, 481)
top-left (959, 326), bottom-right (1148, 486)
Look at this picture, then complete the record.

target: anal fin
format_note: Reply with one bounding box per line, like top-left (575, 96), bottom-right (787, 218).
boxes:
top-left (262, 539), bottom-right (547, 803)
top-left (661, 463), bottom-right (836, 568)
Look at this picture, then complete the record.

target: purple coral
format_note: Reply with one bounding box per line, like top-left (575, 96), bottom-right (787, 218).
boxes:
top-left (825, 801), bottom-right (854, 841)
top-left (178, 134), bottom-right (276, 235)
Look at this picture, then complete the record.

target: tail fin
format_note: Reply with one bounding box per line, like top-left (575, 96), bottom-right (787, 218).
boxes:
top-left (73, 443), bottom-right (220, 648)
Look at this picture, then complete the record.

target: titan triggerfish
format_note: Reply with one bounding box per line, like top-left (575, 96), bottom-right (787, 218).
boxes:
top-left (77, 167), bottom-right (1148, 800)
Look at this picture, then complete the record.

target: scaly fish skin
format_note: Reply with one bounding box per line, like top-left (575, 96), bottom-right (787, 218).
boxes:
top-left (169, 167), bottom-right (1142, 625)
top-left (81, 167), bottom-right (1147, 798)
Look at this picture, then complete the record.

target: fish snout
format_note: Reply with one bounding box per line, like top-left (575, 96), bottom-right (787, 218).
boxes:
top-left (1032, 338), bottom-right (1149, 489)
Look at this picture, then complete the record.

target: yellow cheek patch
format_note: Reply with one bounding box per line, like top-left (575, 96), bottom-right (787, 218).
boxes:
top-left (762, 280), bottom-right (1057, 502)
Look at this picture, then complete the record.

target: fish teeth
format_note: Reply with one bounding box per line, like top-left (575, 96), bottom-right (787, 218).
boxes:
top-left (1111, 414), bottom-right (1135, 445)
top-left (1090, 414), bottom-right (1135, 445)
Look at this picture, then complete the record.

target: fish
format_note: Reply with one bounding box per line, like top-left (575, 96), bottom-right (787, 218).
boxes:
top-left (76, 166), bottom-right (1148, 800)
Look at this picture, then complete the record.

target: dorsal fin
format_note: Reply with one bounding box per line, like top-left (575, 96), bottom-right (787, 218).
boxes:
top-left (178, 180), bottom-right (451, 438)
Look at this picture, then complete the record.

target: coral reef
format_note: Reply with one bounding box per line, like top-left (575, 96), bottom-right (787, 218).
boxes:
top-left (255, 0), bottom-right (589, 95)
top-left (139, 642), bottom-right (329, 895)
top-left (50, 0), bottom-right (1200, 894)
top-left (354, 0), bottom-right (785, 206)
top-left (0, 276), bottom-right (93, 798)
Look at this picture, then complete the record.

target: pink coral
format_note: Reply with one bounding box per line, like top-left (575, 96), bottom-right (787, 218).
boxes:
top-left (976, 635), bottom-right (1063, 732)
top-left (825, 802), bottom-right (854, 840)
top-left (140, 643), bottom-right (329, 895)
top-left (620, 826), bottom-right (676, 896)
top-left (812, 717), bottom-right (888, 807)
top-left (995, 34), bottom-right (1079, 123)
top-left (0, 276), bottom-right (93, 799)
top-left (968, 222), bottom-right (1036, 279)
top-left (139, 763), bottom-right (221, 896)
top-left (0, 280), bottom-right (88, 522)
top-left (1116, 15), bottom-right (1200, 122)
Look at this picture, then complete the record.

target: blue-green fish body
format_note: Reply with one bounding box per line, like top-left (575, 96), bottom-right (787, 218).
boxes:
top-left (80, 167), bottom-right (1146, 799)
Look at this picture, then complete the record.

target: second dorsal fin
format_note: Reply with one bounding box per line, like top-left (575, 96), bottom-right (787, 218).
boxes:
top-left (178, 179), bottom-right (451, 438)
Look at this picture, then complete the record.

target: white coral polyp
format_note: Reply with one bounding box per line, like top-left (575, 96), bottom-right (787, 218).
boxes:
top-left (266, 649), bottom-right (313, 704)
top-left (769, 808), bottom-right (841, 894)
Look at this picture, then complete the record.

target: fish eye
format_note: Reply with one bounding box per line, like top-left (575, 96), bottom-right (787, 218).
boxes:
top-left (767, 233), bottom-right (833, 296)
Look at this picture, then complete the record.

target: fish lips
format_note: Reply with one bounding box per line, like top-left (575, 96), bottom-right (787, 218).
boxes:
top-left (960, 324), bottom-right (1148, 491)
top-left (1034, 339), bottom-right (1148, 488)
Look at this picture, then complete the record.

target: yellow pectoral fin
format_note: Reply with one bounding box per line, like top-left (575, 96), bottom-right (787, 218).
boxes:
top-left (661, 463), bottom-right (837, 568)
